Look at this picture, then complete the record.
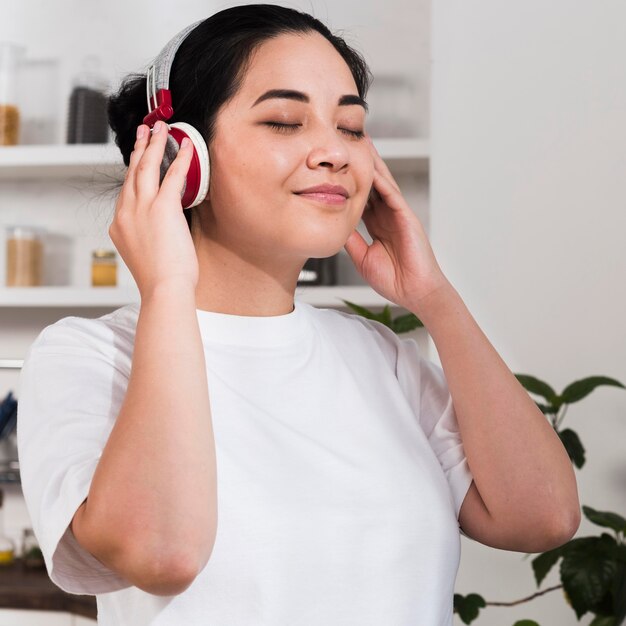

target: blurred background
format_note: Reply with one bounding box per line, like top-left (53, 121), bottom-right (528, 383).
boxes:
top-left (0, 1), bottom-right (625, 624)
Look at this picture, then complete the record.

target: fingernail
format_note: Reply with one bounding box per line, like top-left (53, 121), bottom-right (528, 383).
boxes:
top-left (181, 137), bottom-right (190, 149)
top-left (153, 121), bottom-right (162, 133)
top-left (136, 125), bottom-right (145, 140)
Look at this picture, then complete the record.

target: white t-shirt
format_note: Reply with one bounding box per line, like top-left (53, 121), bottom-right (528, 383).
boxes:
top-left (17, 298), bottom-right (474, 626)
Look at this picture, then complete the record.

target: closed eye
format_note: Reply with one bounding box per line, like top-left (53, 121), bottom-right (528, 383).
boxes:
top-left (264, 122), bottom-right (364, 139)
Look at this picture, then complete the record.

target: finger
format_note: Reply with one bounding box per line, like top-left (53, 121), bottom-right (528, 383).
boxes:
top-left (343, 228), bottom-right (370, 270)
top-left (366, 135), bottom-right (401, 193)
top-left (370, 168), bottom-right (407, 211)
top-left (153, 137), bottom-right (195, 207)
top-left (123, 124), bottom-right (150, 193)
top-left (133, 120), bottom-right (171, 197)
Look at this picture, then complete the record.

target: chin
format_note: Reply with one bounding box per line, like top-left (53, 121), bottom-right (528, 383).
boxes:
top-left (294, 231), bottom-right (349, 259)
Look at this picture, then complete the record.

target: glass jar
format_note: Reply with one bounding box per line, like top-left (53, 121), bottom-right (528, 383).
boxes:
top-left (91, 248), bottom-right (117, 286)
top-left (21, 528), bottom-right (44, 569)
top-left (5, 225), bottom-right (45, 286)
top-left (0, 42), bottom-right (26, 146)
top-left (17, 57), bottom-right (60, 145)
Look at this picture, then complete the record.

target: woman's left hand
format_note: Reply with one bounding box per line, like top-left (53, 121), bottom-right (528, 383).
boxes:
top-left (343, 134), bottom-right (451, 314)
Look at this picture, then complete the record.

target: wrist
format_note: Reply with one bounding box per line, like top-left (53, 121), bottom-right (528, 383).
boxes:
top-left (407, 279), bottom-right (463, 331)
top-left (141, 279), bottom-right (197, 306)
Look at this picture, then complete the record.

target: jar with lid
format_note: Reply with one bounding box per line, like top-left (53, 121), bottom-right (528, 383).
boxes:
top-left (92, 248), bottom-right (117, 286)
top-left (66, 54), bottom-right (109, 144)
top-left (21, 528), bottom-right (44, 569)
top-left (0, 42), bottom-right (26, 145)
top-left (5, 225), bottom-right (45, 286)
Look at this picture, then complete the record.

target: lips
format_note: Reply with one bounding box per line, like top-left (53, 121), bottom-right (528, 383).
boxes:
top-left (294, 184), bottom-right (349, 198)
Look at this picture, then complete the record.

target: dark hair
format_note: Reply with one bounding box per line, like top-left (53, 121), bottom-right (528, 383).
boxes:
top-left (107, 3), bottom-right (373, 233)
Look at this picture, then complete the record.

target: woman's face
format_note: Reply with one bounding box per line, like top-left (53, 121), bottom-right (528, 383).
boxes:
top-left (202, 31), bottom-right (374, 263)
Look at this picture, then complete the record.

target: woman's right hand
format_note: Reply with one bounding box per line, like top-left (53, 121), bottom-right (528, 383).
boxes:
top-left (109, 121), bottom-right (200, 301)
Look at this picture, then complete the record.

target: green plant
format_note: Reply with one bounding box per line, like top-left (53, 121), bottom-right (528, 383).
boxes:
top-left (341, 300), bottom-right (626, 626)
top-left (514, 374), bottom-right (624, 470)
top-left (340, 300), bottom-right (423, 334)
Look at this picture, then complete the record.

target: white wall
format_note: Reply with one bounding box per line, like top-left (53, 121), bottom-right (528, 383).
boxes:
top-left (431, 2), bottom-right (626, 625)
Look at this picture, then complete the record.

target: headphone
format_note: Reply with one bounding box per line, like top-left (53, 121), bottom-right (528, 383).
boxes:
top-left (142, 19), bottom-right (209, 209)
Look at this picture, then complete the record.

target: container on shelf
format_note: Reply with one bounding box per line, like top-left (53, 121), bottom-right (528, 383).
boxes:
top-left (0, 42), bottom-right (26, 146)
top-left (91, 248), bottom-right (117, 286)
top-left (67, 54), bottom-right (110, 144)
top-left (5, 225), bottom-right (45, 287)
top-left (15, 56), bottom-right (60, 145)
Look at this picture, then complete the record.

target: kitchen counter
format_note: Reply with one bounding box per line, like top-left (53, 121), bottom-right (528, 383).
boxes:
top-left (0, 558), bottom-right (97, 619)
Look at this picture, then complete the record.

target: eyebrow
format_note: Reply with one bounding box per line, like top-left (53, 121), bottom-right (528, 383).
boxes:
top-left (251, 89), bottom-right (368, 113)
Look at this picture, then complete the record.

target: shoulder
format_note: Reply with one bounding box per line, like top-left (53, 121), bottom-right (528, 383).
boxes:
top-left (24, 302), bottom-right (140, 372)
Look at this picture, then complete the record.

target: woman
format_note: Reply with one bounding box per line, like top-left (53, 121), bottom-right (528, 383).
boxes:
top-left (17, 4), bottom-right (580, 625)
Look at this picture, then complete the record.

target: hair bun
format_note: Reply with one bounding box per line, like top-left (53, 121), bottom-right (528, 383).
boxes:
top-left (107, 72), bottom-right (149, 166)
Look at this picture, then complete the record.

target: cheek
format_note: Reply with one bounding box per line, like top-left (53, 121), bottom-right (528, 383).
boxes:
top-left (219, 136), bottom-right (297, 188)
top-left (354, 151), bottom-right (375, 196)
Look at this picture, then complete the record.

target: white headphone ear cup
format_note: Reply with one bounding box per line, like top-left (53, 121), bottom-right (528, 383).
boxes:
top-left (169, 121), bottom-right (210, 208)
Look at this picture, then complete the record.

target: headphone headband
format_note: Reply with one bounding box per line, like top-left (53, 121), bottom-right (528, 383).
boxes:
top-left (144, 19), bottom-right (204, 127)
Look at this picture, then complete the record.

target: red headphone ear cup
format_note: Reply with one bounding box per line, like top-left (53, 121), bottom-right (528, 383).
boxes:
top-left (168, 122), bottom-right (210, 209)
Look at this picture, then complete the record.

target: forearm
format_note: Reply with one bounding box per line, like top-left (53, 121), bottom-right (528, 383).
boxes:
top-left (79, 282), bottom-right (217, 576)
top-left (412, 281), bottom-right (580, 533)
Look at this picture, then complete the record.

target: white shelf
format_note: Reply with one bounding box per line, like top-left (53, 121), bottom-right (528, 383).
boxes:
top-left (0, 144), bottom-right (125, 180)
top-left (0, 285), bottom-right (401, 309)
top-left (0, 138), bottom-right (429, 180)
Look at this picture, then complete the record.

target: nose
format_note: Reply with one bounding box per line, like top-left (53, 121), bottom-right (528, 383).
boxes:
top-left (305, 125), bottom-right (350, 172)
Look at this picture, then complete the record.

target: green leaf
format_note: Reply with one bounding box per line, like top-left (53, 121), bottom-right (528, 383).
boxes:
top-left (589, 616), bottom-right (617, 626)
top-left (513, 621), bottom-right (541, 626)
top-left (561, 376), bottom-right (625, 404)
top-left (453, 593), bottom-right (486, 624)
top-left (612, 560), bottom-right (626, 624)
top-left (380, 305), bottom-right (393, 328)
top-left (537, 403), bottom-right (557, 415)
top-left (532, 545), bottom-right (565, 586)
top-left (515, 375), bottom-right (558, 403)
top-left (559, 428), bottom-right (586, 468)
top-left (560, 536), bottom-right (619, 619)
top-left (616, 544), bottom-right (626, 563)
top-left (340, 299), bottom-right (379, 320)
top-left (583, 506), bottom-right (626, 535)
top-left (391, 312), bottom-right (424, 333)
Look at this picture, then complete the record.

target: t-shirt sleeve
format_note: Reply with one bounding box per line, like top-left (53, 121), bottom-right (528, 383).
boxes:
top-left (394, 334), bottom-right (474, 522)
top-left (16, 319), bottom-right (134, 595)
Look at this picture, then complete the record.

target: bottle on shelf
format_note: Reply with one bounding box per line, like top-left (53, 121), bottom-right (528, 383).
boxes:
top-left (66, 54), bottom-right (109, 144)
top-left (0, 489), bottom-right (15, 566)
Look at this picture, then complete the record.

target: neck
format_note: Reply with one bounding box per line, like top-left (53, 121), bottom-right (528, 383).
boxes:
top-left (193, 236), bottom-right (302, 317)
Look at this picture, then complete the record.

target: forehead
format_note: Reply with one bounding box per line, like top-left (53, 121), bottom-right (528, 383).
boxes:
top-left (237, 31), bottom-right (358, 99)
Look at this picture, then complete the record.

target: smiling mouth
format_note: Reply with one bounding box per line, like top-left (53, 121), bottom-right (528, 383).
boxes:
top-left (294, 192), bottom-right (347, 206)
